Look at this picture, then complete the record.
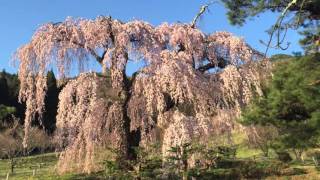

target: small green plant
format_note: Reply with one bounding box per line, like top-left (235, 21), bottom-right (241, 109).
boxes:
top-left (166, 143), bottom-right (195, 180)
top-left (131, 144), bottom-right (162, 178)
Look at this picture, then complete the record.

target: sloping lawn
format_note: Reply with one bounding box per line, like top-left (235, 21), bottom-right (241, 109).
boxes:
top-left (0, 151), bottom-right (319, 179)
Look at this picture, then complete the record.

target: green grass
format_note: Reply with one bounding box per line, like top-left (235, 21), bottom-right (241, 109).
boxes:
top-left (0, 145), bottom-right (319, 179)
top-left (0, 153), bottom-right (107, 180)
top-left (0, 153), bottom-right (59, 180)
top-left (232, 131), bottom-right (263, 159)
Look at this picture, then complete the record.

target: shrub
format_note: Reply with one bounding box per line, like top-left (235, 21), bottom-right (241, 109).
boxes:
top-left (238, 160), bottom-right (285, 178)
top-left (216, 145), bottom-right (237, 159)
top-left (276, 151), bottom-right (292, 163)
top-left (246, 125), bottom-right (278, 157)
top-left (26, 127), bottom-right (54, 155)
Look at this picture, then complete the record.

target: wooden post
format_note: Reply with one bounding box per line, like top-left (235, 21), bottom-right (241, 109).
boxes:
top-left (10, 158), bottom-right (14, 173)
top-left (6, 172), bottom-right (9, 180)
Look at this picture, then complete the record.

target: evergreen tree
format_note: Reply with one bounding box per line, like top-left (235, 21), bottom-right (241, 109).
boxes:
top-left (0, 70), bottom-right (25, 122)
top-left (0, 70), bottom-right (9, 105)
top-left (42, 70), bottom-right (59, 134)
top-left (241, 54), bottom-right (320, 160)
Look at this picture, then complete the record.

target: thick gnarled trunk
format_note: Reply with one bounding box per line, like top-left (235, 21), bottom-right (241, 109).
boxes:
top-left (109, 47), bottom-right (132, 161)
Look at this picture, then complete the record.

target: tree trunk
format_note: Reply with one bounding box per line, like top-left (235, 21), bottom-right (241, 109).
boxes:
top-left (293, 149), bottom-right (304, 162)
top-left (109, 47), bottom-right (132, 164)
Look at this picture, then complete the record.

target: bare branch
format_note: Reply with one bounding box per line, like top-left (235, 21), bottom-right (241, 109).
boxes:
top-left (263, 0), bottom-right (298, 55)
top-left (191, 1), bottom-right (216, 28)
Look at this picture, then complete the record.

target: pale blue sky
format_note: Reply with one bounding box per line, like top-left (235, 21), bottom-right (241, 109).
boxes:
top-left (0, 0), bottom-right (302, 74)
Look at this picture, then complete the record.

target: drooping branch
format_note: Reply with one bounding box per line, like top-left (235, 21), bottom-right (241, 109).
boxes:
top-left (55, 34), bottom-right (104, 64)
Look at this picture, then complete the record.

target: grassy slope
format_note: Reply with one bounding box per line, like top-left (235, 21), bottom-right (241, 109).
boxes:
top-left (0, 133), bottom-right (319, 179)
top-left (233, 132), bottom-right (319, 179)
top-left (0, 153), bottom-right (58, 180)
top-left (1, 153), bottom-right (318, 179)
top-left (0, 153), bottom-right (105, 180)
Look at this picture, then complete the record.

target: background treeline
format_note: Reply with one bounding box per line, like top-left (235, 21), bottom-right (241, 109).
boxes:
top-left (0, 70), bottom-right (60, 134)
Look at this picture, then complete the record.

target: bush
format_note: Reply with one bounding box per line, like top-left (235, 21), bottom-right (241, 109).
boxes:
top-left (26, 127), bottom-right (54, 155)
top-left (217, 146), bottom-right (237, 159)
top-left (189, 160), bottom-right (286, 179)
top-left (245, 125), bottom-right (278, 157)
top-left (238, 160), bottom-right (286, 178)
top-left (0, 105), bottom-right (16, 129)
top-left (0, 121), bottom-right (23, 159)
top-left (0, 122), bottom-right (54, 158)
top-left (188, 168), bottom-right (242, 180)
top-left (276, 151), bottom-right (292, 163)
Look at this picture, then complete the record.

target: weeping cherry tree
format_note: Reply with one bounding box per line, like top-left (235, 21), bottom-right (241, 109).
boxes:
top-left (15, 16), bottom-right (269, 173)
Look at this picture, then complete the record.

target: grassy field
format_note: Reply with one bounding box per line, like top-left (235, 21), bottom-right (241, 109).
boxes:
top-left (0, 153), bottom-right (319, 179)
top-left (0, 153), bottom-right (57, 180)
top-left (0, 153), bottom-right (106, 180)
top-left (1, 138), bottom-right (320, 180)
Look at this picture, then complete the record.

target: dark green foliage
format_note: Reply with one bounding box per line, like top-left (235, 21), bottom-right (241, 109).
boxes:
top-left (0, 105), bottom-right (15, 120)
top-left (276, 151), bottom-right (293, 163)
top-left (103, 160), bottom-right (131, 179)
top-left (222, 0), bottom-right (320, 26)
top-left (100, 143), bottom-right (304, 179)
top-left (216, 146), bottom-right (237, 159)
top-left (190, 159), bottom-right (288, 179)
top-left (0, 105), bottom-right (16, 129)
top-left (299, 24), bottom-right (320, 54)
top-left (0, 70), bottom-right (60, 133)
top-left (0, 70), bottom-right (9, 105)
top-left (166, 143), bottom-right (239, 179)
top-left (0, 70), bottom-right (25, 122)
top-left (213, 160), bottom-right (287, 178)
top-left (0, 71), bottom-right (18, 127)
top-left (237, 160), bottom-right (286, 178)
top-left (102, 143), bottom-right (163, 179)
top-left (42, 70), bottom-right (59, 134)
top-left (130, 144), bottom-right (163, 178)
top-left (166, 143), bottom-right (194, 178)
top-left (241, 54), bottom-right (320, 160)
